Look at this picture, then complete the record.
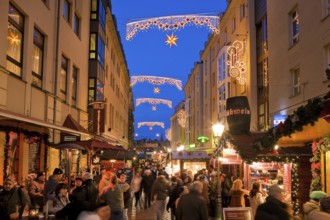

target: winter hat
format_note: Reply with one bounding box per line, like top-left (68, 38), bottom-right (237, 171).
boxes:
top-left (53, 168), bottom-right (63, 175)
top-left (310, 191), bottom-right (328, 200)
top-left (268, 184), bottom-right (285, 197)
top-left (320, 197), bottom-right (330, 213)
top-left (37, 171), bottom-right (45, 178)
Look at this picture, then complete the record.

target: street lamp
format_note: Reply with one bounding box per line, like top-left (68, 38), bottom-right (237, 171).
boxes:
top-left (212, 123), bottom-right (225, 220)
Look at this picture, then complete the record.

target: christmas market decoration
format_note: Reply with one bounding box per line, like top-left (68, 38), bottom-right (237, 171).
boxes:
top-left (252, 97), bottom-right (325, 151)
top-left (165, 128), bottom-right (171, 141)
top-left (153, 87), bottom-right (160, 94)
top-left (152, 106), bottom-right (157, 111)
top-left (136, 98), bottom-right (172, 108)
top-left (126, 14), bottom-right (220, 41)
top-left (310, 135), bottom-right (330, 191)
top-left (227, 41), bottom-right (246, 85)
top-left (130, 75), bottom-right (182, 90)
top-left (165, 33), bottom-right (178, 47)
top-left (137, 121), bottom-right (165, 130)
top-left (177, 109), bottom-right (186, 128)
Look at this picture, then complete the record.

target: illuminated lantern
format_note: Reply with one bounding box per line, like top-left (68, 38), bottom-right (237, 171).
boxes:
top-left (226, 96), bottom-right (251, 134)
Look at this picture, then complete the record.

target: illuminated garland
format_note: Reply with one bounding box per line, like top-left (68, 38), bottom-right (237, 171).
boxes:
top-left (130, 75), bottom-right (182, 90)
top-left (136, 98), bottom-right (172, 108)
top-left (137, 122), bottom-right (165, 129)
top-left (126, 14), bottom-right (220, 40)
top-left (310, 135), bottom-right (330, 191)
top-left (165, 128), bottom-right (171, 141)
top-left (177, 109), bottom-right (186, 128)
top-left (226, 41), bottom-right (246, 85)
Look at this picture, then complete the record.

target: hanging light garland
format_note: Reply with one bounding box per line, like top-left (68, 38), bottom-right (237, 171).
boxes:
top-left (136, 98), bottom-right (172, 108)
top-left (126, 14), bottom-right (220, 41)
top-left (177, 109), bottom-right (186, 128)
top-left (130, 75), bottom-right (182, 90)
top-left (137, 122), bottom-right (165, 129)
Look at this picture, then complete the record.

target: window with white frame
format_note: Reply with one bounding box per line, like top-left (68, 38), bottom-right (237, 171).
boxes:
top-left (32, 28), bottom-right (44, 87)
top-left (290, 8), bottom-right (299, 45)
top-left (292, 68), bottom-right (300, 96)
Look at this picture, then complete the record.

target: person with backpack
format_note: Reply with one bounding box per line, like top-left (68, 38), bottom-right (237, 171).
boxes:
top-left (0, 177), bottom-right (30, 219)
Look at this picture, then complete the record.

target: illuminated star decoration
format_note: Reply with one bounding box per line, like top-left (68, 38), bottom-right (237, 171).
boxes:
top-left (165, 33), bottom-right (178, 47)
top-left (154, 87), bottom-right (160, 94)
top-left (152, 106), bottom-right (157, 111)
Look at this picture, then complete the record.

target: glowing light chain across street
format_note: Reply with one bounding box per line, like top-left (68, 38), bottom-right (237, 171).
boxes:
top-left (126, 14), bottom-right (220, 40)
top-left (130, 75), bottom-right (182, 90)
top-left (137, 122), bottom-right (165, 130)
top-left (136, 98), bottom-right (172, 108)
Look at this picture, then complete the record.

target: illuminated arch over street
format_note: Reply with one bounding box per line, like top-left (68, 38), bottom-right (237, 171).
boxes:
top-left (136, 98), bottom-right (172, 108)
top-left (126, 13), bottom-right (220, 40)
top-left (130, 75), bottom-right (182, 90)
top-left (138, 122), bottom-right (165, 130)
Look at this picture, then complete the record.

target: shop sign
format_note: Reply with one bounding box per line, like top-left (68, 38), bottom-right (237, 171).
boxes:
top-left (197, 136), bottom-right (209, 143)
top-left (189, 144), bottom-right (196, 148)
top-left (223, 207), bottom-right (252, 220)
top-left (64, 136), bottom-right (77, 142)
top-left (274, 114), bottom-right (286, 126)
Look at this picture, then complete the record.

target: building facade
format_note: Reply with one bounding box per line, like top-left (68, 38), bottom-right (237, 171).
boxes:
top-left (170, 101), bottom-right (185, 150)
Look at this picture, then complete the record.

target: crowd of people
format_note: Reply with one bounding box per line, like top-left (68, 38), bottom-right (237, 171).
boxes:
top-left (0, 163), bottom-right (330, 220)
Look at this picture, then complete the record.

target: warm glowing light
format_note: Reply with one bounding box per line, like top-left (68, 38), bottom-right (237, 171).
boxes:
top-left (274, 145), bottom-right (279, 150)
top-left (136, 98), bottom-right (172, 108)
top-left (177, 145), bottom-right (184, 151)
top-left (165, 33), bottom-right (178, 47)
top-left (130, 75), bottom-right (182, 90)
top-left (226, 41), bottom-right (246, 85)
top-left (154, 87), bottom-right (160, 94)
top-left (152, 106), bottom-right (157, 111)
top-left (126, 14), bottom-right (220, 41)
top-left (212, 123), bottom-right (225, 137)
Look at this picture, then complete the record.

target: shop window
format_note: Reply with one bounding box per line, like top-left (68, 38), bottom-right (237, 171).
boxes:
top-left (63, 0), bottom-right (71, 22)
top-left (32, 28), bottom-right (44, 88)
top-left (72, 66), bottom-right (78, 105)
top-left (88, 78), bottom-right (95, 103)
top-left (89, 33), bottom-right (96, 59)
top-left (7, 4), bottom-right (24, 77)
top-left (74, 13), bottom-right (80, 37)
top-left (60, 56), bottom-right (68, 95)
top-left (290, 8), bottom-right (299, 46)
top-left (291, 68), bottom-right (300, 96)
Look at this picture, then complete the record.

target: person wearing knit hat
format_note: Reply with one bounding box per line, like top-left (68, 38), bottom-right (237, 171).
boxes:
top-left (28, 171), bottom-right (46, 210)
top-left (303, 191), bottom-right (328, 220)
top-left (44, 168), bottom-right (64, 202)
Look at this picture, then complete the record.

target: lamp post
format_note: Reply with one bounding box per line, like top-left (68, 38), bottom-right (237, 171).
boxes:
top-left (212, 123), bottom-right (225, 220)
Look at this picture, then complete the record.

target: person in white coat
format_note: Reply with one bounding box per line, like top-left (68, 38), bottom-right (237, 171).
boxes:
top-left (249, 182), bottom-right (265, 219)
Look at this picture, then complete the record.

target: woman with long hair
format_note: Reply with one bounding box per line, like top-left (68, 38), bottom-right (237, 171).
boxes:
top-left (229, 179), bottom-right (249, 207)
top-left (249, 182), bottom-right (265, 219)
top-left (47, 183), bottom-right (70, 214)
top-left (131, 169), bottom-right (143, 208)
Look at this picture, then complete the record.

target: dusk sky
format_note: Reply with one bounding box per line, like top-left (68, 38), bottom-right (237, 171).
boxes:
top-left (112, 0), bottom-right (228, 140)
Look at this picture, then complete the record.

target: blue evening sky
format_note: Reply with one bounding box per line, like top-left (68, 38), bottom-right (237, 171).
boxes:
top-left (111, 0), bottom-right (227, 140)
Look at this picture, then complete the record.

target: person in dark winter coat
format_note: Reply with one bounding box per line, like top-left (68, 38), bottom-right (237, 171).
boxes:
top-left (141, 169), bottom-right (154, 209)
top-left (167, 177), bottom-right (183, 220)
top-left (82, 172), bottom-right (98, 208)
top-left (0, 177), bottom-right (31, 219)
top-left (44, 168), bottom-right (63, 201)
top-left (56, 187), bottom-right (91, 220)
top-left (255, 184), bottom-right (292, 220)
top-left (303, 190), bottom-right (328, 220)
top-left (176, 181), bottom-right (208, 220)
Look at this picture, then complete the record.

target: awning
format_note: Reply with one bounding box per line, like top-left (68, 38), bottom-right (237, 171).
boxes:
top-left (172, 150), bottom-right (209, 160)
top-left (59, 139), bottom-right (125, 151)
top-left (101, 150), bottom-right (136, 160)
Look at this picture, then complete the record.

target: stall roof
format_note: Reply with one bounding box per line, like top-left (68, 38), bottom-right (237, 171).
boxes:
top-left (101, 150), bottom-right (135, 160)
top-left (229, 133), bottom-right (313, 162)
top-left (57, 139), bottom-right (125, 151)
top-left (172, 150), bottom-right (209, 160)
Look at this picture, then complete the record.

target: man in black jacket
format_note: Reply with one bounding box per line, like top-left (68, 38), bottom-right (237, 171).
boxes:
top-left (176, 181), bottom-right (208, 220)
top-left (82, 172), bottom-right (98, 208)
top-left (141, 169), bottom-right (154, 209)
top-left (255, 184), bottom-right (292, 220)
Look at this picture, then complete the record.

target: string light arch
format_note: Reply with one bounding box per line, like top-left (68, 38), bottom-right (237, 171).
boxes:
top-left (136, 98), bottom-right (172, 108)
top-left (126, 13), bottom-right (220, 41)
top-left (130, 75), bottom-right (182, 90)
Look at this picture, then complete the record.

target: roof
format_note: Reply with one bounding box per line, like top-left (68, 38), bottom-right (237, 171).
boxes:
top-left (171, 150), bottom-right (209, 160)
top-left (63, 114), bottom-right (88, 133)
top-left (56, 139), bottom-right (125, 151)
